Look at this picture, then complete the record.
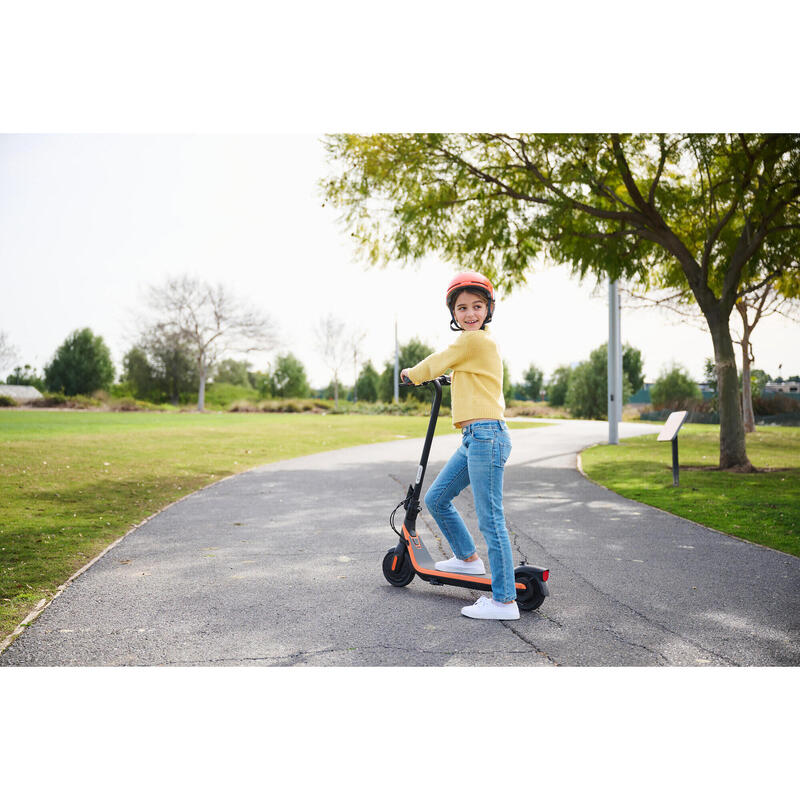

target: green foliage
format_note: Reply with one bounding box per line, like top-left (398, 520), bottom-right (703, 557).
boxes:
top-left (269, 353), bottom-right (311, 398)
top-left (502, 360), bottom-right (513, 404)
top-left (650, 364), bottom-right (702, 409)
top-left (520, 363), bottom-right (544, 400)
top-left (248, 370), bottom-right (273, 399)
top-left (321, 133), bottom-right (800, 468)
top-left (214, 358), bottom-right (252, 387)
top-left (203, 381), bottom-right (260, 409)
top-left (546, 365), bottom-right (573, 406)
top-left (355, 360), bottom-right (380, 402)
top-left (749, 368), bottom-right (771, 398)
top-left (121, 336), bottom-right (198, 406)
top-left (0, 394), bottom-right (18, 406)
top-left (622, 346), bottom-right (644, 394)
top-left (380, 338), bottom-right (435, 402)
top-left (5, 364), bottom-right (46, 390)
top-left (322, 134), bottom-right (800, 297)
top-left (564, 342), bottom-right (638, 419)
top-left (322, 379), bottom-right (346, 401)
top-left (122, 346), bottom-right (158, 400)
top-left (44, 328), bottom-right (115, 396)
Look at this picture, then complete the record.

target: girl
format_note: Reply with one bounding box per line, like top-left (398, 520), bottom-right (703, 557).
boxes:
top-left (400, 271), bottom-right (517, 620)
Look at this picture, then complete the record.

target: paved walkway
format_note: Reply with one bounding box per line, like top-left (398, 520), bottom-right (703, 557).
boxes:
top-left (2, 420), bottom-right (798, 666)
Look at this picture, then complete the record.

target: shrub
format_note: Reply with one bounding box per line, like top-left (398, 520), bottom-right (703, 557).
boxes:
top-left (202, 381), bottom-right (260, 409)
top-left (0, 394), bottom-right (18, 407)
top-left (753, 393), bottom-right (800, 415)
top-left (229, 400), bottom-right (260, 413)
top-left (44, 328), bottom-right (115, 395)
top-left (650, 364), bottom-right (702, 410)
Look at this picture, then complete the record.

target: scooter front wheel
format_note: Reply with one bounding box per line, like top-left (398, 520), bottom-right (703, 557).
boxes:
top-left (382, 548), bottom-right (415, 587)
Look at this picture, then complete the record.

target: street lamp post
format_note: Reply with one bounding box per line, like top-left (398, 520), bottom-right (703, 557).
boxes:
top-left (608, 279), bottom-right (622, 444)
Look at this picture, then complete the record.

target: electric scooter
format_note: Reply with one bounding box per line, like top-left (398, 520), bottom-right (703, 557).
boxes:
top-left (382, 375), bottom-right (550, 611)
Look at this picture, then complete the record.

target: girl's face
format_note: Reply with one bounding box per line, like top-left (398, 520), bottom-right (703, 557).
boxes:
top-left (453, 290), bottom-right (488, 330)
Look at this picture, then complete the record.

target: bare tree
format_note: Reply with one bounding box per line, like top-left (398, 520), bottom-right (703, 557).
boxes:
top-left (315, 314), bottom-right (348, 409)
top-left (143, 275), bottom-right (278, 411)
top-left (349, 328), bottom-right (367, 402)
top-left (0, 331), bottom-right (19, 375)
top-left (735, 285), bottom-right (800, 431)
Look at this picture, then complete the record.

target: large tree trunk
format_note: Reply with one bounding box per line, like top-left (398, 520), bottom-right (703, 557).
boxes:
top-left (709, 314), bottom-right (753, 471)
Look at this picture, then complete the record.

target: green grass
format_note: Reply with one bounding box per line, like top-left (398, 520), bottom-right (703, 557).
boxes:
top-left (580, 425), bottom-right (800, 557)
top-left (0, 409), bottom-right (467, 642)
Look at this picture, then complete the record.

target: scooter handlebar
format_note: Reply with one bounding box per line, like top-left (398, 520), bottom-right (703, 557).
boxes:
top-left (399, 374), bottom-right (451, 387)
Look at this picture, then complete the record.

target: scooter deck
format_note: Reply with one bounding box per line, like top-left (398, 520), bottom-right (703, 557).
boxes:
top-left (402, 524), bottom-right (527, 593)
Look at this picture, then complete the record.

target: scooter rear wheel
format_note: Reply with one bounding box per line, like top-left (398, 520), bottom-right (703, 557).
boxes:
top-left (382, 548), bottom-right (415, 587)
top-left (515, 573), bottom-right (546, 611)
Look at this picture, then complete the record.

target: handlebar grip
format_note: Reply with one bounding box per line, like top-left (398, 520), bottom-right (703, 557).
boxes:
top-left (398, 375), bottom-right (451, 387)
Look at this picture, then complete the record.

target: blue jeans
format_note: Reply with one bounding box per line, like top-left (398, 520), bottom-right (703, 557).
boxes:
top-left (424, 420), bottom-right (515, 603)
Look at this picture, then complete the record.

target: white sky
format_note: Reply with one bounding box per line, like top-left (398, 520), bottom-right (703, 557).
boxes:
top-left (0, 133), bottom-right (797, 388)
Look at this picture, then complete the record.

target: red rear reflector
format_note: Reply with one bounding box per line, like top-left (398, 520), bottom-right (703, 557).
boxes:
top-left (542, 570), bottom-right (549, 582)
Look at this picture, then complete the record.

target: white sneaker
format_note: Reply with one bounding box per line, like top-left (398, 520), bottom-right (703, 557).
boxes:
top-left (435, 556), bottom-right (486, 575)
top-left (461, 596), bottom-right (520, 620)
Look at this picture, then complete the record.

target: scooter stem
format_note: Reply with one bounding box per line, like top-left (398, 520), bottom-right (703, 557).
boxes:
top-left (405, 376), bottom-right (446, 525)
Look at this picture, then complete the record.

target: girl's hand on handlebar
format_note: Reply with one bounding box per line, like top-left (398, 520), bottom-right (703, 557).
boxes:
top-left (399, 368), bottom-right (413, 385)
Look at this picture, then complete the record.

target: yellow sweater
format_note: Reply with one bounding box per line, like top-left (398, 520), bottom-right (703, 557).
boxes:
top-left (407, 329), bottom-right (505, 427)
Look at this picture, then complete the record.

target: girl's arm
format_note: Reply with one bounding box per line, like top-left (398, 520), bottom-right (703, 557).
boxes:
top-left (404, 335), bottom-right (470, 385)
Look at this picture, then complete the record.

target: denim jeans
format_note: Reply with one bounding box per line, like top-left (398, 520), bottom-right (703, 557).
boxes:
top-left (424, 420), bottom-right (515, 603)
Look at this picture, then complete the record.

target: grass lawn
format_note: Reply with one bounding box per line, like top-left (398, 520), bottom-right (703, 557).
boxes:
top-left (0, 409), bottom-right (545, 643)
top-left (580, 425), bottom-right (800, 558)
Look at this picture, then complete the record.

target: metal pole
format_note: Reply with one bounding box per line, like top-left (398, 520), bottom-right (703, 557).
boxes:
top-left (393, 317), bottom-right (399, 404)
top-left (608, 279), bottom-right (620, 444)
top-left (672, 437), bottom-right (680, 486)
top-left (617, 285), bottom-right (623, 424)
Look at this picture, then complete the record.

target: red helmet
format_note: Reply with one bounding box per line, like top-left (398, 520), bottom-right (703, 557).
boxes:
top-left (445, 271), bottom-right (495, 330)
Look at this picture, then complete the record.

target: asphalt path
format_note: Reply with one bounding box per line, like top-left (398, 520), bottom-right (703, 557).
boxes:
top-left (2, 420), bottom-right (799, 666)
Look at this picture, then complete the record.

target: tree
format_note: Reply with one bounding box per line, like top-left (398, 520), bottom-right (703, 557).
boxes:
top-left (546, 365), bottom-right (573, 406)
top-left (650, 364), bottom-right (702, 409)
top-left (121, 346), bottom-right (158, 400)
top-left (143, 275), bottom-right (277, 411)
top-left (623, 345), bottom-right (645, 395)
top-left (44, 328), bottom-right (115, 396)
top-left (502, 360), bottom-right (513, 404)
top-left (122, 327), bottom-right (199, 405)
top-left (355, 360), bottom-right (380, 403)
top-left (520, 363), bottom-right (544, 401)
top-left (750, 368), bottom-right (771, 398)
top-left (315, 315), bottom-right (348, 409)
top-left (629, 273), bottom-right (799, 433)
top-left (734, 281), bottom-right (800, 432)
top-left (322, 133), bottom-right (800, 471)
top-left (348, 329), bottom-right (367, 402)
top-left (0, 331), bottom-right (18, 375)
top-left (214, 358), bottom-right (252, 387)
top-left (564, 342), bottom-right (637, 419)
top-left (380, 338), bottom-right (434, 403)
top-left (5, 364), bottom-right (45, 391)
top-left (269, 353), bottom-right (310, 398)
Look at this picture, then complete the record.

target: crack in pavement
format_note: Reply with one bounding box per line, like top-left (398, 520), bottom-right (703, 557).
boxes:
top-left (506, 514), bottom-right (741, 666)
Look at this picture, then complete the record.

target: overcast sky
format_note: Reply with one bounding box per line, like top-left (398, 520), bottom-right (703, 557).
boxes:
top-left (1, 133), bottom-right (797, 389)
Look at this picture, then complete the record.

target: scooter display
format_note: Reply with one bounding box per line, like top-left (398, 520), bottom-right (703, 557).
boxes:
top-left (382, 375), bottom-right (550, 611)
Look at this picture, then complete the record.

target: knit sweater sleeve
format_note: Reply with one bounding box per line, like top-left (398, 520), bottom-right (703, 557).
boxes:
top-left (406, 334), bottom-right (471, 384)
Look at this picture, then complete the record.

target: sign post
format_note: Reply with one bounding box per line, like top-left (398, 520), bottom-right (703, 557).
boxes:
top-left (657, 411), bottom-right (689, 486)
